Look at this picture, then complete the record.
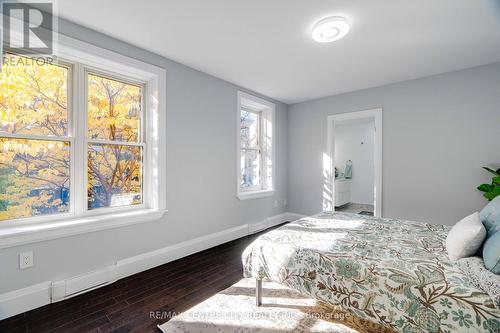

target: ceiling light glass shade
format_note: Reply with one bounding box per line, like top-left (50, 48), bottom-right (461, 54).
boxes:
top-left (312, 16), bottom-right (350, 43)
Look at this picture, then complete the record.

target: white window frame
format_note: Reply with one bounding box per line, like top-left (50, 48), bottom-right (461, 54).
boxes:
top-left (0, 31), bottom-right (167, 249)
top-left (236, 91), bottom-right (275, 200)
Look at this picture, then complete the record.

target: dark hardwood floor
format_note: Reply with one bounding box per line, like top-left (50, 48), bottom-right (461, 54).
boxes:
top-left (0, 226), bottom-right (281, 333)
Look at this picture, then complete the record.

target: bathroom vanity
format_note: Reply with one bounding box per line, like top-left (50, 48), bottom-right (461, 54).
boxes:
top-left (334, 178), bottom-right (351, 207)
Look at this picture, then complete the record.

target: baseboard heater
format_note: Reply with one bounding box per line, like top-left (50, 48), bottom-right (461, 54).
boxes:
top-left (51, 264), bottom-right (117, 302)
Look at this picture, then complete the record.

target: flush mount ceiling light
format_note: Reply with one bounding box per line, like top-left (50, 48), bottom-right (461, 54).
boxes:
top-left (312, 16), bottom-right (350, 43)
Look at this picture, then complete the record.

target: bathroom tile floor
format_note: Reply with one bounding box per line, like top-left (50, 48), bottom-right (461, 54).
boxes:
top-left (335, 203), bottom-right (374, 216)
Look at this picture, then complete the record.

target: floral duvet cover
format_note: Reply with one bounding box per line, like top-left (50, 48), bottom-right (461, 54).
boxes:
top-left (242, 212), bottom-right (500, 332)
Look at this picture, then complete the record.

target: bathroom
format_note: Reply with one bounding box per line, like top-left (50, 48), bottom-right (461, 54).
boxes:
top-left (334, 117), bottom-right (376, 215)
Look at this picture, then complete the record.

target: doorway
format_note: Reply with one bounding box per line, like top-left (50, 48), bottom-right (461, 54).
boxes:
top-left (325, 109), bottom-right (382, 217)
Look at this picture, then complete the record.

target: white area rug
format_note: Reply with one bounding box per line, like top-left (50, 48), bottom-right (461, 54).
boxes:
top-left (158, 278), bottom-right (393, 333)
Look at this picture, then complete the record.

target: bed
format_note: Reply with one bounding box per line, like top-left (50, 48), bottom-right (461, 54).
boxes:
top-left (242, 212), bottom-right (500, 332)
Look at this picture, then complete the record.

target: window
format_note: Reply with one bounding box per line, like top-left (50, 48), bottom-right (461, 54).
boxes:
top-left (240, 110), bottom-right (261, 189)
top-left (0, 47), bottom-right (165, 227)
top-left (87, 73), bottom-right (144, 210)
top-left (0, 55), bottom-right (71, 221)
top-left (237, 92), bottom-right (275, 199)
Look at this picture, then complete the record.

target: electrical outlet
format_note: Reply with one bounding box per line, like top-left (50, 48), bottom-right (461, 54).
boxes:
top-left (284, 199), bottom-right (287, 207)
top-left (19, 251), bottom-right (33, 270)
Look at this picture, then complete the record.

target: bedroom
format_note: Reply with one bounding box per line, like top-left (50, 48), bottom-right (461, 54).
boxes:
top-left (0, 1), bottom-right (499, 332)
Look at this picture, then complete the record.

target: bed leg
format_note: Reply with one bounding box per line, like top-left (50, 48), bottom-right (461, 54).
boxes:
top-left (256, 278), bottom-right (262, 306)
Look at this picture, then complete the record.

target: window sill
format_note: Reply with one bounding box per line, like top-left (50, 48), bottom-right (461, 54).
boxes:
top-left (237, 190), bottom-right (275, 200)
top-left (0, 209), bottom-right (167, 249)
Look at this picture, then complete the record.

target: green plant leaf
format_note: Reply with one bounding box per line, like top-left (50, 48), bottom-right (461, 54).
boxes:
top-left (478, 167), bottom-right (500, 201)
top-left (478, 184), bottom-right (492, 192)
top-left (482, 167), bottom-right (500, 176)
top-left (484, 186), bottom-right (500, 201)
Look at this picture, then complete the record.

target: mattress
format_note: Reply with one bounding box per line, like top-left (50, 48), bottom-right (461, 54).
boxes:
top-left (242, 212), bottom-right (500, 332)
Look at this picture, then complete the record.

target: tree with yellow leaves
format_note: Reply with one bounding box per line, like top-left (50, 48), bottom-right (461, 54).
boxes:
top-left (87, 74), bottom-right (143, 209)
top-left (0, 55), bottom-right (143, 221)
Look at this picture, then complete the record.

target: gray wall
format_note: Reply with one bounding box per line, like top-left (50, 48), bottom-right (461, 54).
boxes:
top-left (288, 62), bottom-right (500, 225)
top-left (0, 19), bottom-right (288, 293)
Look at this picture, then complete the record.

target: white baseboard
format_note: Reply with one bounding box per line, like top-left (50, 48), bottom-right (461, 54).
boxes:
top-left (0, 282), bottom-right (51, 320)
top-left (248, 213), bottom-right (285, 234)
top-left (116, 224), bottom-right (249, 279)
top-left (247, 212), bottom-right (303, 234)
top-left (0, 212), bottom-right (303, 320)
top-left (285, 212), bottom-right (306, 222)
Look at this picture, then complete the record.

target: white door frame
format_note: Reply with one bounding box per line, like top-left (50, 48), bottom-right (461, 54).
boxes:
top-left (326, 108), bottom-right (383, 217)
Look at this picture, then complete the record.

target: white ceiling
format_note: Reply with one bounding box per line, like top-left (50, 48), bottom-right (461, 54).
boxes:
top-left (57, 0), bottom-right (500, 104)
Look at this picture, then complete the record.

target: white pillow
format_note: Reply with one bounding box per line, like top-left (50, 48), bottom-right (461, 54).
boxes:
top-left (446, 212), bottom-right (486, 262)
